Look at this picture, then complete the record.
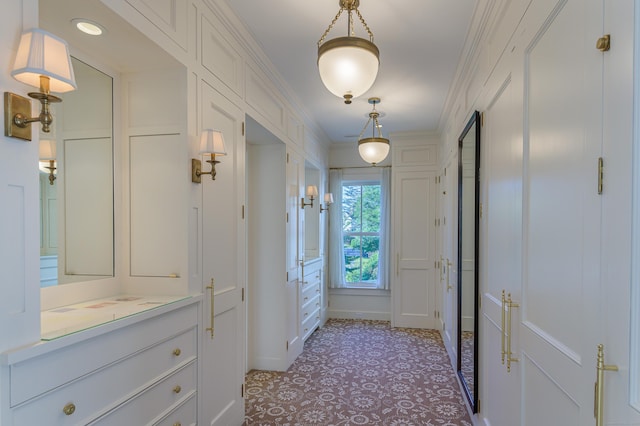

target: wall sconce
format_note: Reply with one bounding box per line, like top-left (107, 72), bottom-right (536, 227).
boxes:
top-left (39, 139), bottom-right (57, 185)
top-left (192, 129), bottom-right (227, 183)
top-left (320, 193), bottom-right (334, 213)
top-left (5, 28), bottom-right (77, 141)
top-left (301, 185), bottom-right (319, 209)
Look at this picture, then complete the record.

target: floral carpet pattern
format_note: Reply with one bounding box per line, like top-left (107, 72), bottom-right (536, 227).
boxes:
top-left (244, 319), bottom-right (472, 425)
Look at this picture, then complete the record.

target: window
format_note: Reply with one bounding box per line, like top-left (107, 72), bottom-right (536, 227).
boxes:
top-left (342, 181), bottom-right (381, 287)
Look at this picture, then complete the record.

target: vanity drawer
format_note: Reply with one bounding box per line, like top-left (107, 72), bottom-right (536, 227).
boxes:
top-left (302, 280), bottom-right (320, 302)
top-left (302, 310), bottom-right (321, 339)
top-left (301, 295), bottom-right (320, 323)
top-left (10, 303), bottom-right (197, 406)
top-left (153, 393), bottom-right (197, 426)
top-left (11, 328), bottom-right (196, 425)
top-left (91, 361), bottom-right (197, 426)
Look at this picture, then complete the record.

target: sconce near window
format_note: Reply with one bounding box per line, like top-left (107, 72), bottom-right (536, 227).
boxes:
top-left (192, 129), bottom-right (227, 183)
top-left (39, 139), bottom-right (57, 185)
top-left (5, 28), bottom-right (77, 141)
top-left (301, 185), bottom-right (319, 209)
top-left (320, 193), bottom-right (334, 213)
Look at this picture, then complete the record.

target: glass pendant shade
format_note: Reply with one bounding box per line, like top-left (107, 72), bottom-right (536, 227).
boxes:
top-left (318, 37), bottom-right (379, 102)
top-left (358, 137), bottom-right (390, 165)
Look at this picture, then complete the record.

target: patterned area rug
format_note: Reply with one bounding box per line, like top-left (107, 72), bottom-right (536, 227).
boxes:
top-left (245, 319), bottom-right (472, 425)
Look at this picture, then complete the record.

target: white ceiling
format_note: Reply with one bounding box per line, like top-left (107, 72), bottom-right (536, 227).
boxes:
top-left (225, 0), bottom-right (477, 144)
top-left (38, 0), bottom-right (477, 146)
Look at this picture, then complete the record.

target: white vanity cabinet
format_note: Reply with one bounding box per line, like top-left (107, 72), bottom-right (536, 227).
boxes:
top-left (301, 259), bottom-right (322, 341)
top-left (1, 299), bottom-right (198, 426)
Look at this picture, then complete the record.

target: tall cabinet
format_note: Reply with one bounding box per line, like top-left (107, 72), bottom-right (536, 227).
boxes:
top-left (391, 135), bottom-right (439, 329)
top-left (439, 0), bottom-right (639, 424)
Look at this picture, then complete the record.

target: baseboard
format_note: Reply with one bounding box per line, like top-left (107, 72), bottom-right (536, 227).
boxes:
top-left (327, 309), bottom-right (391, 321)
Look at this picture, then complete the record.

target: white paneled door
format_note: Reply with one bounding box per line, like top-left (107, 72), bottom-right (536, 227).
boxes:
top-left (392, 169), bottom-right (437, 328)
top-left (519, 0), bottom-right (637, 424)
top-left (200, 81), bottom-right (246, 426)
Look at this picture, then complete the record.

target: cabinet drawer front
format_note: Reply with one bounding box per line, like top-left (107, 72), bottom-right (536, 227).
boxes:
top-left (301, 296), bottom-right (320, 322)
top-left (302, 281), bottom-right (320, 301)
top-left (11, 303), bottom-right (197, 406)
top-left (11, 329), bottom-right (196, 425)
top-left (153, 394), bottom-right (196, 426)
top-left (91, 362), bottom-right (197, 426)
top-left (302, 311), bottom-right (321, 340)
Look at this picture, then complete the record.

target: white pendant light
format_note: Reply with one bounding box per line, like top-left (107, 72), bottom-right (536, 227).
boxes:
top-left (358, 97), bottom-right (389, 165)
top-left (317, 0), bottom-right (379, 104)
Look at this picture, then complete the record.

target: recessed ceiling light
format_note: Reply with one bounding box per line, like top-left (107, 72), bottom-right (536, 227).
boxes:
top-left (72, 19), bottom-right (105, 36)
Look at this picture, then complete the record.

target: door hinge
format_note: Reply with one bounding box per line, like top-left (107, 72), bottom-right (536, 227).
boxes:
top-left (286, 272), bottom-right (289, 281)
top-left (241, 383), bottom-right (245, 398)
top-left (480, 202), bottom-right (483, 219)
top-left (242, 287), bottom-right (245, 302)
top-left (477, 399), bottom-right (481, 412)
top-left (596, 34), bottom-right (610, 52)
top-left (287, 152), bottom-right (290, 163)
top-left (443, 217), bottom-right (446, 226)
top-left (598, 157), bottom-right (604, 194)
top-left (444, 167), bottom-right (447, 176)
top-left (481, 112), bottom-right (485, 127)
top-left (286, 212), bottom-right (289, 223)
top-left (242, 205), bottom-right (245, 219)
top-left (286, 340), bottom-right (289, 351)
top-left (242, 121), bottom-right (245, 136)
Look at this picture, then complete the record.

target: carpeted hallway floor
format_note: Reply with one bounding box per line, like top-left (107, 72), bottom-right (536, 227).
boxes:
top-left (244, 319), bottom-right (472, 425)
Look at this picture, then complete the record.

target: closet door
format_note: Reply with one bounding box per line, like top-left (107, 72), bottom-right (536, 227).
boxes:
top-left (200, 82), bottom-right (246, 426)
top-left (392, 168), bottom-right (437, 328)
top-left (519, 0), bottom-right (604, 423)
top-left (602, 0), bottom-right (640, 424)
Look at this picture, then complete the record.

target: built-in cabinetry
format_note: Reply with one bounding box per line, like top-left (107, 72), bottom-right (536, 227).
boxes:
top-left (301, 258), bottom-right (322, 341)
top-left (391, 135), bottom-right (439, 329)
top-left (1, 299), bottom-right (198, 425)
top-left (438, 0), bottom-right (639, 424)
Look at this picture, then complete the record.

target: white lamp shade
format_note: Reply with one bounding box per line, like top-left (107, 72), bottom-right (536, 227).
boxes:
top-left (358, 138), bottom-right (390, 165)
top-left (318, 37), bottom-right (379, 99)
top-left (39, 139), bottom-right (57, 160)
top-left (199, 129), bottom-right (227, 156)
top-left (324, 193), bottom-right (334, 204)
top-left (11, 28), bottom-right (77, 93)
top-left (306, 185), bottom-right (319, 198)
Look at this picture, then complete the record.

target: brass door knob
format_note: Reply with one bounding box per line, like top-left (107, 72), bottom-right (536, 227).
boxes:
top-left (173, 385), bottom-right (182, 394)
top-left (173, 348), bottom-right (181, 356)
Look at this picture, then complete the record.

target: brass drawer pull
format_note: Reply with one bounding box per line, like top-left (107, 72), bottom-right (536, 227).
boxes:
top-left (173, 348), bottom-right (181, 357)
top-left (173, 385), bottom-right (182, 394)
top-left (63, 402), bottom-right (76, 416)
top-left (174, 423), bottom-right (182, 426)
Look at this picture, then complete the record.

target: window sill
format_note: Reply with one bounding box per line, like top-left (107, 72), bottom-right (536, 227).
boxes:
top-left (329, 288), bottom-right (390, 297)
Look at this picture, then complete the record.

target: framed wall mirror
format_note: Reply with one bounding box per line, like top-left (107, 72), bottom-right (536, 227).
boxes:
top-left (457, 110), bottom-right (480, 412)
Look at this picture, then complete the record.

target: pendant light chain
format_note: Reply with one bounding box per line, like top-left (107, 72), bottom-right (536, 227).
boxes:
top-left (318, 7), bottom-right (345, 46)
top-left (317, 1), bottom-right (375, 46)
top-left (354, 9), bottom-right (374, 42)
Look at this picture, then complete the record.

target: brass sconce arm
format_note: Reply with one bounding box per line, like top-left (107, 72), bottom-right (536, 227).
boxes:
top-left (192, 154), bottom-right (221, 183)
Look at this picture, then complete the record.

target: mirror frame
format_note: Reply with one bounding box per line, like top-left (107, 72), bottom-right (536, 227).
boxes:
top-left (456, 110), bottom-right (480, 413)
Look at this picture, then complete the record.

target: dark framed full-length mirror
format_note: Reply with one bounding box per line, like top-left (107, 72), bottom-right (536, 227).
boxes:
top-left (457, 110), bottom-right (480, 412)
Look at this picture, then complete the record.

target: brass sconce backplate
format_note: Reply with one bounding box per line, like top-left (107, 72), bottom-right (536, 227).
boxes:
top-left (4, 92), bottom-right (32, 141)
top-left (192, 158), bottom-right (202, 183)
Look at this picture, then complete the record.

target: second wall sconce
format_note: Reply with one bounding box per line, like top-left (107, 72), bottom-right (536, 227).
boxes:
top-left (39, 139), bottom-right (57, 185)
top-left (5, 28), bottom-right (77, 141)
top-left (301, 185), bottom-right (318, 209)
top-left (192, 129), bottom-right (226, 183)
top-left (320, 192), bottom-right (334, 213)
